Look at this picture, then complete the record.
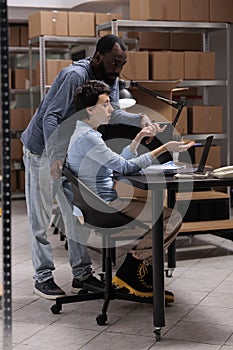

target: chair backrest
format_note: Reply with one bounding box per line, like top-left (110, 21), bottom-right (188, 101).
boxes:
top-left (62, 165), bottom-right (148, 232)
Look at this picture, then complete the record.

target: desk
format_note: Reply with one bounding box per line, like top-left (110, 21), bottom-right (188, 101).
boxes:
top-left (118, 173), bottom-right (233, 340)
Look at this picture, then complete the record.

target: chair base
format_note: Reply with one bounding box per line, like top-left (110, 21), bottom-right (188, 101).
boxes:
top-left (51, 286), bottom-right (153, 325)
top-left (50, 249), bottom-right (153, 325)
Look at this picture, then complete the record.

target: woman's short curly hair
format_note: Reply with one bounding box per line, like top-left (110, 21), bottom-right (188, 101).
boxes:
top-left (73, 80), bottom-right (110, 120)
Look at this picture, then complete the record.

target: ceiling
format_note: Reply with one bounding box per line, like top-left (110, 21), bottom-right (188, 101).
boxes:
top-left (73, 0), bottom-right (128, 12)
top-left (8, 0), bottom-right (129, 21)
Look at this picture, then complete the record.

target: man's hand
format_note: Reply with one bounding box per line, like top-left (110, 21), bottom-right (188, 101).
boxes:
top-left (50, 159), bottom-right (63, 180)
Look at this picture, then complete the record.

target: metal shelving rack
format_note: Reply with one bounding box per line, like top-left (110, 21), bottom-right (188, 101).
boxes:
top-left (28, 36), bottom-right (98, 101)
top-left (96, 20), bottom-right (231, 166)
top-left (9, 46), bottom-right (31, 199)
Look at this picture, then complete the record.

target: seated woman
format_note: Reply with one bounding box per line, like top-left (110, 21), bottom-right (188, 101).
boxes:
top-left (66, 80), bottom-right (194, 303)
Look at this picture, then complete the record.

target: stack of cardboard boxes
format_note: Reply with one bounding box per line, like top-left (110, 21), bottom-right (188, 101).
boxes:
top-left (130, 0), bottom-right (233, 23)
top-left (28, 11), bottom-right (123, 39)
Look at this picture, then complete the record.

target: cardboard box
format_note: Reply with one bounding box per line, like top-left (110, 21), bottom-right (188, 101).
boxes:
top-left (68, 12), bottom-right (95, 36)
top-left (150, 52), bottom-right (184, 80)
top-left (130, 0), bottom-right (180, 21)
top-left (46, 59), bottom-right (72, 85)
top-left (18, 170), bottom-right (25, 193)
top-left (180, 0), bottom-right (209, 22)
top-left (121, 51), bottom-right (149, 81)
top-left (20, 26), bottom-right (29, 46)
top-left (184, 51), bottom-right (215, 80)
top-left (9, 26), bottom-right (20, 46)
top-left (173, 106), bottom-right (188, 135)
top-left (210, 0), bottom-right (233, 23)
top-left (11, 139), bottom-right (23, 160)
top-left (195, 145), bottom-right (221, 169)
top-left (95, 13), bottom-right (123, 37)
top-left (29, 11), bottom-right (68, 38)
top-left (188, 105), bottom-right (222, 133)
top-left (13, 69), bottom-right (29, 89)
top-left (138, 32), bottom-right (170, 50)
top-left (127, 81), bottom-right (181, 121)
top-left (11, 109), bottom-right (32, 130)
top-left (11, 171), bottom-right (18, 192)
top-left (35, 59), bottom-right (72, 86)
top-left (170, 33), bottom-right (202, 51)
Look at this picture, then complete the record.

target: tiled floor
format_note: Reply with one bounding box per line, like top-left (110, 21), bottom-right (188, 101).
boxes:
top-left (1, 199), bottom-right (233, 349)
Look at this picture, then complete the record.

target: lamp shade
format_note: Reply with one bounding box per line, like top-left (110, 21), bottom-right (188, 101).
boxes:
top-left (118, 79), bottom-right (136, 109)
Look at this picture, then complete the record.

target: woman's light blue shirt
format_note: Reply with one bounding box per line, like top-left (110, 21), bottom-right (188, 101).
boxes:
top-left (66, 121), bottom-right (153, 210)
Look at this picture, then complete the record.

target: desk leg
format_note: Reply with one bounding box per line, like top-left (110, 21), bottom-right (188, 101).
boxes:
top-left (152, 188), bottom-right (165, 340)
top-left (167, 189), bottom-right (176, 275)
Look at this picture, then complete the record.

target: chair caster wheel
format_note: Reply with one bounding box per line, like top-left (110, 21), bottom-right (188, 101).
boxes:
top-left (96, 313), bottom-right (107, 325)
top-left (51, 304), bottom-right (62, 314)
top-left (166, 269), bottom-right (173, 278)
top-left (154, 328), bottom-right (161, 341)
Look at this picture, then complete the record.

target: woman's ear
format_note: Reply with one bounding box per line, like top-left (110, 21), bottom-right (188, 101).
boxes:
top-left (86, 106), bottom-right (94, 115)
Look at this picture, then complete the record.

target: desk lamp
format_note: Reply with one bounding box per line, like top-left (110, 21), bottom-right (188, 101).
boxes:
top-left (119, 79), bottom-right (186, 128)
top-left (118, 79), bottom-right (136, 109)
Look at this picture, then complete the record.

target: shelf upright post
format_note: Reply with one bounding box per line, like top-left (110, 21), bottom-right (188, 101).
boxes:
top-left (39, 35), bottom-right (47, 100)
top-left (0, 1), bottom-right (12, 349)
top-left (202, 30), bottom-right (210, 105)
top-left (226, 23), bottom-right (231, 166)
top-left (28, 38), bottom-right (34, 113)
top-left (111, 19), bottom-right (119, 36)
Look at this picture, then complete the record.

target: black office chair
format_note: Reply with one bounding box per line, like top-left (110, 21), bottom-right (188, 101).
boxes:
top-left (50, 165), bottom-right (151, 325)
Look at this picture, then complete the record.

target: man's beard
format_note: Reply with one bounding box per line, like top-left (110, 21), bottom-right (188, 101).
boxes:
top-left (98, 61), bottom-right (119, 85)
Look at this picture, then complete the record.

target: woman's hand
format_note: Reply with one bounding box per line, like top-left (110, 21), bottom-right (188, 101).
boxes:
top-left (136, 124), bottom-right (161, 142)
top-left (165, 140), bottom-right (195, 153)
top-left (130, 124), bottom-right (162, 153)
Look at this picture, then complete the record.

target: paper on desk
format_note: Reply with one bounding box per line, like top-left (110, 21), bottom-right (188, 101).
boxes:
top-left (140, 161), bottom-right (185, 174)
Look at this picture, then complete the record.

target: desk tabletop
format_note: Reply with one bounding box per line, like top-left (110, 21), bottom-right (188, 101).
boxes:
top-left (116, 174), bottom-right (233, 191)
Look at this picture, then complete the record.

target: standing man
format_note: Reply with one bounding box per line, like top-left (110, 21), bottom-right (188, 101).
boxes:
top-left (21, 34), bottom-right (164, 299)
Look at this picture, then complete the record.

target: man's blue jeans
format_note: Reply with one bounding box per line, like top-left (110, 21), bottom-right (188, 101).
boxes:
top-left (23, 147), bottom-right (92, 282)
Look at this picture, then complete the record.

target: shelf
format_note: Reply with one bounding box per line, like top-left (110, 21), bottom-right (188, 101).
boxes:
top-left (29, 35), bottom-right (137, 47)
top-left (96, 19), bottom-right (230, 34)
top-left (10, 89), bottom-right (30, 94)
top-left (178, 80), bottom-right (228, 88)
top-left (9, 46), bottom-right (71, 54)
top-left (29, 35), bottom-right (98, 46)
top-left (184, 134), bottom-right (226, 141)
top-left (125, 80), bottom-right (228, 88)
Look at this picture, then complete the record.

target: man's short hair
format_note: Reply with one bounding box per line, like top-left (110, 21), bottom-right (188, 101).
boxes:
top-left (94, 34), bottom-right (126, 56)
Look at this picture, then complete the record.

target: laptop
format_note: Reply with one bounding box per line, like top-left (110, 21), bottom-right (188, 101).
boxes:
top-left (142, 135), bottom-right (214, 176)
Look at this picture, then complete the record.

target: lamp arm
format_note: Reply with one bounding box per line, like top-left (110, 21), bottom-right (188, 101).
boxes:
top-left (130, 80), bottom-right (186, 127)
top-left (130, 80), bottom-right (185, 109)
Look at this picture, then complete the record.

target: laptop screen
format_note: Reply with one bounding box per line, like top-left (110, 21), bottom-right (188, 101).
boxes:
top-left (196, 135), bottom-right (214, 173)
